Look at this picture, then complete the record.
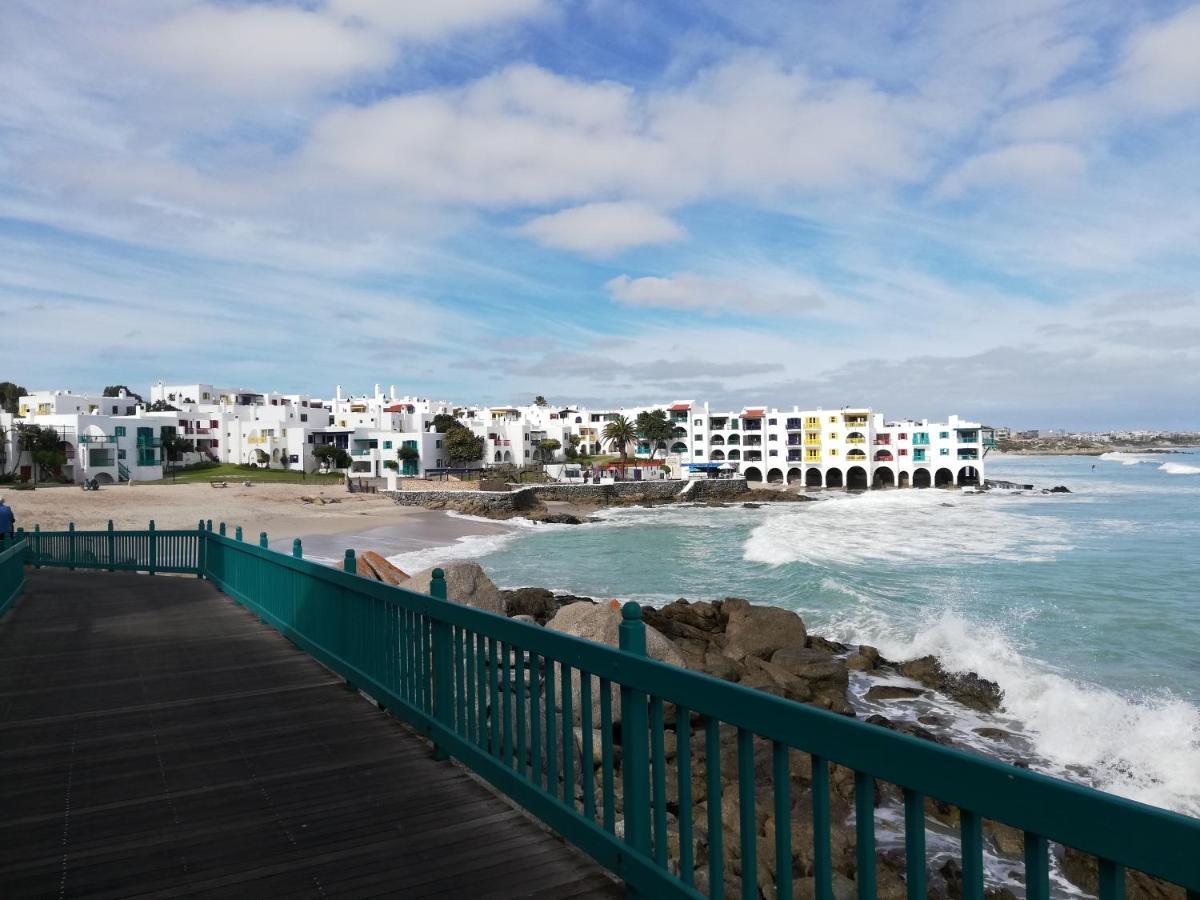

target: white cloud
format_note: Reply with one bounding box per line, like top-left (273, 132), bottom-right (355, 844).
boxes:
top-left (517, 202), bottom-right (683, 255)
top-left (936, 142), bottom-right (1087, 198)
top-left (605, 273), bottom-right (824, 315)
top-left (327, 0), bottom-right (547, 39)
top-left (1118, 6), bottom-right (1200, 114)
top-left (132, 4), bottom-right (392, 96)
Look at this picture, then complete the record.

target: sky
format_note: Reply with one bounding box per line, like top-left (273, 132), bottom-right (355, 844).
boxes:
top-left (1, 1), bottom-right (1198, 429)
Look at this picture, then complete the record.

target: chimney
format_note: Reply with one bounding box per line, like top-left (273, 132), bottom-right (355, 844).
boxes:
top-left (335, 385), bottom-right (343, 401)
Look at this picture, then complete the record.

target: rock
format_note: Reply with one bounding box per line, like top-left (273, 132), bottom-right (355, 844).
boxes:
top-left (502, 587), bottom-right (559, 623)
top-left (846, 653), bottom-right (875, 671)
top-left (703, 648), bottom-right (744, 682)
top-left (807, 635), bottom-right (849, 655)
top-left (402, 561), bottom-right (505, 616)
top-left (1045, 485), bottom-right (1072, 493)
top-left (769, 647), bottom-right (852, 712)
top-left (864, 714), bottom-right (946, 745)
top-left (546, 601), bottom-right (686, 724)
top-left (917, 714), bottom-right (944, 726)
top-left (643, 598), bottom-right (723, 636)
top-left (539, 512), bottom-right (583, 524)
top-left (897, 655), bottom-right (1004, 713)
top-left (973, 726), bottom-right (1012, 741)
top-left (865, 684), bottom-right (926, 701)
top-left (742, 502), bottom-right (762, 509)
top-left (722, 598), bottom-right (808, 661)
top-left (1061, 846), bottom-right (1185, 899)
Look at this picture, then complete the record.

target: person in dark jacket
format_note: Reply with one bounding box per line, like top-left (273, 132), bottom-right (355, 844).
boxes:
top-left (0, 496), bottom-right (15, 542)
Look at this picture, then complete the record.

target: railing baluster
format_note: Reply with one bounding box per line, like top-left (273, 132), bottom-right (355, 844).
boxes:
top-left (812, 755), bottom-right (832, 900)
top-left (489, 637), bottom-right (501, 755)
top-left (706, 717), bottom-right (723, 900)
top-left (599, 677), bottom-right (615, 833)
top-left (651, 697), bottom-right (667, 867)
top-left (1099, 859), bottom-right (1126, 900)
top-left (580, 669), bottom-right (595, 822)
top-left (515, 644), bottom-right (527, 777)
top-left (476, 632), bottom-right (488, 746)
top-left (737, 727), bottom-right (756, 900)
top-left (960, 808), bottom-right (983, 900)
top-left (501, 640), bottom-right (513, 767)
top-left (903, 788), bottom-right (926, 900)
top-left (855, 770), bottom-right (876, 900)
top-left (530, 654), bottom-right (543, 787)
top-left (465, 628), bottom-right (477, 742)
top-left (773, 740), bottom-right (792, 900)
top-left (619, 604), bottom-right (650, 858)
top-left (561, 664), bottom-right (575, 806)
top-left (677, 707), bottom-right (694, 888)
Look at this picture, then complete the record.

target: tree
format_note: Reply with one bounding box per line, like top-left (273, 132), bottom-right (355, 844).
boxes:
top-left (445, 426), bottom-right (484, 465)
top-left (102, 385), bottom-right (144, 403)
top-left (254, 449), bottom-right (270, 467)
top-left (431, 413), bottom-right (459, 434)
top-left (537, 438), bottom-right (561, 462)
top-left (18, 425), bottom-right (67, 482)
top-left (564, 433), bottom-right (581, 460)
top-left (312, 444), bottom-right (350, 470)
top-left (533, 395), bottom-right (548, 407)
top-left (634, 410), bottom-right (674, 460)
top-left (0, 382), bottom-right (27, 415)
top-left (603, 415), bottom-right (636, 464)
top-left (161, 434), bottom-right (195, 470)
top-left (147, 400), bottom-right (179, 412)
top-left (397, 445), bottom-right (420, 463)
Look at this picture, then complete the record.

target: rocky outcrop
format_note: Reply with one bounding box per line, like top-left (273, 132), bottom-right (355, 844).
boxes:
top-left (402, 561), bottom-right (506, 616)
top-left (722, 598), bottom-right (808, 661)
top-left (897, 655), bottom-right (1004, 713)
top-left (501, 587), bottom-right (560, 623)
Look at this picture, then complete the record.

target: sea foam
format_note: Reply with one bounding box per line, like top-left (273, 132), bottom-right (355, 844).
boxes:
top-left (1159, 461), bottom-right (1200, 475)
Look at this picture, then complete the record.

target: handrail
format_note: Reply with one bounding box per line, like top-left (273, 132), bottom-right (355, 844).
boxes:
top-left (0, 536), bottom-right (25, 617)
top-left (13, 526), bottom-right (1200, 898)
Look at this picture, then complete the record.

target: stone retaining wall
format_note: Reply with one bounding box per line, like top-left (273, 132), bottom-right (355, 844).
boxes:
top-left (386, 478), bottom-right (748, 509)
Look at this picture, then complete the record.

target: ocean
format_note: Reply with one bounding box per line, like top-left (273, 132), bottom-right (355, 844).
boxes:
top-left (387, 452), bottom-right (1200, 817)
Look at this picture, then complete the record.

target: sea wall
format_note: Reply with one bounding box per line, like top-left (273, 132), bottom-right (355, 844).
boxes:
top-left (388, 478), bottom-right (750, 512)
top-left (389, 487), bottom-right (538, 512)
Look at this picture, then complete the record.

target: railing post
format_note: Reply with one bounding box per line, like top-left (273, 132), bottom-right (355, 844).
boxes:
top-left (235, 526), bottom-right (243, 542)
top-left (292, 538), bottom-right (302, 558)
top-left (259, 532), bottom-right (268, 549)
top-left (343, 549), bottom-right (356, 575)
top-left (219, 522), bottom-right (226, 536)
top-left (148, 520), bottom-right (156, 575)
top-left (68, 522), bottom-right (76, 570)
top-left (619, 602), bottom-right (651, 863)
top-left (33, 524), bottom-right (40, 568)
top-left (430, 568), bottom-right (453, 761)
top-left (107, 520), bottom-right (115, 572)
top-left (197, 519), bottom-right (206, 578)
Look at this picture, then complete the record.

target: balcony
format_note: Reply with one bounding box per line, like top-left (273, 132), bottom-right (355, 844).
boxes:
top-left (787, 438), bottom-right (802, 446)
top-left (846, 436), bottom-right (865, 445)
top-left (843, 416), bottom-right (868, 427)
top-left (958, 450), bottom-right (979, 460)
top-left (744, 436), bottom-right (762, 447)
top-left (874, 436), bottom-right (891, 445)
top-left (78, 435), bottom-right (117, 444)
top-left (351, 448), bottom-right (372, 456)
top-left (786, 419), bottom-right (802, 430)
top-left (957, 431), bottom-right (980, 443)
top-left (787, 451), bottom-right (803, 462)
top-left (804, 438), bottom-right (821, 447)
top-left (136, 437), bottom-right (162, 449)
top-left (745, 451), bottom-right (762, 462)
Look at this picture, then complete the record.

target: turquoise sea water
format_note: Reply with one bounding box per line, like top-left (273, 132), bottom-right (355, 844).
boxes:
top-left (391, 452), bottom-right (1200, 815)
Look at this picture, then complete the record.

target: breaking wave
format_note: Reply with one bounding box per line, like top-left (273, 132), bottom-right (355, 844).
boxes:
top-left (1160, 462), bottom-right (1200, 475)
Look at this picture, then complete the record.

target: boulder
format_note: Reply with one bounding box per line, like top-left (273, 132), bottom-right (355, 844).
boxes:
top-left (546, 601), bottom-right (686, 724)
top-left (402, 561), bottom-right (505, 616)
top-left (721, 598), bottom-right (808, 661)
top-left (864, 685), bottom-right (926, 701)
top-left (502, 587), bottom-right (559, 623)
top-left (897, 655), bottom-right (1004, 713)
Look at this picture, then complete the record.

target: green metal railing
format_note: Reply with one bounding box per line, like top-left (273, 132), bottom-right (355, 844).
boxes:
top-left (8, 525), bottom-right (1200, 900)
top-left (20, 522), bottom-right (201, 574)
top-left (0, 536), bottom-right (24, 617)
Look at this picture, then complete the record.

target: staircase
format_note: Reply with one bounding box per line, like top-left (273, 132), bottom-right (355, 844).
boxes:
top-left (117, 462), bottom-right (130, 483)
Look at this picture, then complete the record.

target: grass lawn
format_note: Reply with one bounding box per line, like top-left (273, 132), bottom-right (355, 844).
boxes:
top-left (158, 464), bottom-right (344, 484)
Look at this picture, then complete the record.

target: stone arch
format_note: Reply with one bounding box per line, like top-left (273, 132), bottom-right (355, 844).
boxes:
top-left (825, 468), bottom-right (844, 488)
top-left (898, 471), bottom-right (910, 488)
top-left (958, 465), bottom-right (980, 486)
top-left (805, 468), bottom-right (822, 487)
top-left (271, 447), bottom-right (281, 463)
top-left (93, 471), bottom-right (115, 485)
top-left (672, 427), bottom-right (687, 439)
top-left (846, 448), bottom-right (867, 461)
top-left (847, 466), bottom-right (868, 490)
top-left (494, 451), bottom-right (502, 462)
top-left (913, 468), bottom-right (931, 488)
top-left (727, 449), bottom-right (741, 460)
top-left (935, 467), bottom-right (954, 488)
top-left (873, 465), bottom-right (895, 488)
top-left (767, 467), bottom-right (784, 484)
top-left (787, 467), bottom-right (803, 484)
top-left (710, 449), bottom-right (726, 462)
top-left (670, 442), bottom-right (688, 454)
top-left (727, 434), bottom-right (741, 445)
top-left (710, 435), bottom-right (725, 446)
top-left (503, 451), bottom-right (513, 463)
top-left (874, 449), bottom-right (893, 462)
top-left (743, 466), bottom-right (763, 483)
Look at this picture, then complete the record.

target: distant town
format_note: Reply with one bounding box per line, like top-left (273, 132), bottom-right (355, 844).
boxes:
top-left (1, 380), bottom-right (993, 490)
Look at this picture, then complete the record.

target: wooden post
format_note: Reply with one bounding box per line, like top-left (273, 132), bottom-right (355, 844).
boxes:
top-left (430, 568), bottom-right (452, 760)
top-left (619, 601), bottom-right (651, 860)
top-left (292, 538), bottom-right (302, 558)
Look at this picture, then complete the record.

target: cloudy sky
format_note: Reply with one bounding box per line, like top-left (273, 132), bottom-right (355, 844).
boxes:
top-left (2, 1), bottom-right (1198, 428)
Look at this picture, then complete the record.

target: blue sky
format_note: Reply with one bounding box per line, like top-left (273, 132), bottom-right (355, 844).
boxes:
top-left (2, 0), bottom-right (1198, 429)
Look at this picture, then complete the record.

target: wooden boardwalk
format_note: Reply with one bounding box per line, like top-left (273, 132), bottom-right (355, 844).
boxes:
top-left (0, 570), bottom-right (624, 899)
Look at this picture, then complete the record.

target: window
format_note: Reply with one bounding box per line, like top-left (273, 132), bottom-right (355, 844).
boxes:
top-left (118, 449), bottom-right (127, 459)
top-left (898, 432), bottom-right (908, 440)
top-left (126, 406), bottom-right (134, 415)
top-left (114, 426), bottom-right (126, 437)
top-left (830, 448), bottom-right (839, 456)
top-left (202, 392), bottom-right (210, 400)
top-left (769, 450), bottom-right (778, 457)
top-left (829, 416), bottom-right (836, 423)
top-left (211, 440), bottom-right (218, 448)
top-left (939, 431), bottom-right (949, 439)
top-left (300, 414), bottom-right (308, 422)
top-left (899, 448), bottom-right (908, 456)
top-left (383, 441), bottom-right (392, 449)
top-left (829, 432), bottom-right (838, 440)
top-left (694, 418), bottom-right (703, 425)
top-left (694, 435), bottom-right (703, 442)
top-left (913, 449), bottom-right (926, 461)
top-left (940, 448), bottom-right (949, 456)
top-left (436, 440), bottom-right (442, 448)
top-left (806, 449), bottom-right (819, 460)
top-left (768, 434), bottom-right (777, 441)
top-left (768, 418), bottom-right (777, 425)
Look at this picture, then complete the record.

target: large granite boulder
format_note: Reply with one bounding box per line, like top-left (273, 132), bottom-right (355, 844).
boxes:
top-left (501, 587), bottom-right (559, 623)
top-left (546, 601), bottom-right (686, 723)
top-left (402, 561), bottom-right (505, 616)
top-left (721, 598), bottom-right (808, 661)
top-left (897, 655), bottom-right (1004, 713)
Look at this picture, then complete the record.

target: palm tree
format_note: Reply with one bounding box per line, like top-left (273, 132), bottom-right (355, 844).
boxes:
top-left (602, 415), bottom-right (636, 464)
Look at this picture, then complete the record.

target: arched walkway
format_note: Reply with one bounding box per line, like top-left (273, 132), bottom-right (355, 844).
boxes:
top-left (805, 468), bottom-right (822, 487)
top-left (787, 467), bottom-right (803, 484)
top-left (958, 466), bottom-right (980, 486)
top-left (873, 466), bottom-right (895, 488)
top-left (743, 466), bottom-right (763, 483)
top-left (767, 468), bottom-right (784, 484)
top-left (494, 451), bottom-right (502, 463)
top-left (935, 467), bottom-right (954, 488)
top-left (898, 471), bottom-right (910, 488)
top-left (825, 468), bottom-right (844, 488)
top-left (503, 451), bottom-right (513, 463)
top-left (913, 469), bottom-right (931, 488)
top-left (847, 466), bottom-right (868, 490)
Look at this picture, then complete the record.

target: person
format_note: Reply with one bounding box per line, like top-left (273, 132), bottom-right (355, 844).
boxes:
top-left (0, 495), bottom-right (15, 543)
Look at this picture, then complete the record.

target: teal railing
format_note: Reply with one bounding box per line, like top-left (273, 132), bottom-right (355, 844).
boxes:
top-left (20, 522), bottom-right (201, 574)
top-left (10, 524), bottom-right (1200, 899)
top-left (0, 536), bottom-right (24, 617)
